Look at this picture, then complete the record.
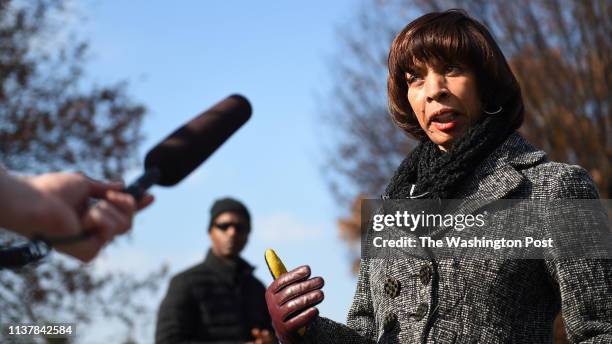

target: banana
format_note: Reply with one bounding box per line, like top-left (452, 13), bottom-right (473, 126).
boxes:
top-left (264, 248), bottom-right (306, 336)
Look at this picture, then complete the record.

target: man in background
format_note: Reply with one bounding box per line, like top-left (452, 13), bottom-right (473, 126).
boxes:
top-left (155, 197), bottom-right (275, 344)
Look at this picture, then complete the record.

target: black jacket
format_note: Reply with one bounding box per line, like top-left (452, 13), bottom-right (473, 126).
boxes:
top-left (155, 250), bottom-right (273, 343)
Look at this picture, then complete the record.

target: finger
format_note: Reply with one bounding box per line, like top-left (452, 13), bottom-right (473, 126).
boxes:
top-left (280, 290), bottom-right (324, 321)
top-left (277, 277), bottom-right (324, 305)
top-left (106, 190), bottom-right (153, 213)
top-left (284, 306), bottom-right (319, 330)
top-left (109, 202), bottom-right (132, 236)
top-left (86, 175), bottom-right (124, 199)
top-left (271, 265), bottom-right (311, 293)
top-left (55, 207), bottom-right (109, 263)
top-left (101, 199), bottom-right (134, 236)
top-left (57, 201), bottom-right (126, 262)
top-left (137, 193), bottom-right (155, 211)
top-left (106, 190), bottom-right (137, 216)
top-left (83, 201), bottom-right (123, 241)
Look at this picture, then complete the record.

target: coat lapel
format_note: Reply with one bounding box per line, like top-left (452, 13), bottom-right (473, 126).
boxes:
top-left (455, 132), bottom-right (547, 215)
top-left (426, 133), bottom-right (546, 240)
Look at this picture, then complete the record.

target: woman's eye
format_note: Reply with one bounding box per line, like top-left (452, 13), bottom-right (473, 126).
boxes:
top-left (406, 75), bottom-right (423, 85)
top-left (444, 64), bottom-right (462, 74)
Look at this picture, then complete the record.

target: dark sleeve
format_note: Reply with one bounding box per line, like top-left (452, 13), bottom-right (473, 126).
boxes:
top-left (248, 278), bottom-right (274, 333)
top-left (258, 281), bottom-right (274, 333)
top-left (545, 166), bottom-right (612, 343)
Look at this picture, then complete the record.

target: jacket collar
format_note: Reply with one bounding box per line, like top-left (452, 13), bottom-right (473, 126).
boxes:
top-left (417, 132), bottom-right (547, 239)
top-left (202, 249), bottom-right (254, 282)
top-left (480, 131), bottom-right (547, 171)
top-left (456, 131), bottom-right (546, 212)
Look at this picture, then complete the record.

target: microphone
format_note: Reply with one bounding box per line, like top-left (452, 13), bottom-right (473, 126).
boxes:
top-left (0, 94), bottom-right (252, 268)
top-left (147, 94), bottom-right (251, 186)
top-left (124, 94), bottom-right (252, 199)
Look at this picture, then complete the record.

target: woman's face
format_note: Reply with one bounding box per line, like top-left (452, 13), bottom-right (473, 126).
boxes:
top-left (406, 62), bottom-right (482, 151)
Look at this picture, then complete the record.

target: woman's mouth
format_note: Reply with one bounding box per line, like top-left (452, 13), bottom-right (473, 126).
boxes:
top-left (431, 111), bottom-right (460, 131)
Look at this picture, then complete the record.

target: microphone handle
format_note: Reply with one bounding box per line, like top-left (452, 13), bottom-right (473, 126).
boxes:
top-left (123, 168), bottom-right (161, 201)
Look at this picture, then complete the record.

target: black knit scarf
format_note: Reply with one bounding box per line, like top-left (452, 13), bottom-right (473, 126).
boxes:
top-left (384, 112), bottom-right (513, 200)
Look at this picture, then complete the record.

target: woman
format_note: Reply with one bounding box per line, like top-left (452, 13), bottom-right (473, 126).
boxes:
top-left (265, 10), bottom-right (611, 343)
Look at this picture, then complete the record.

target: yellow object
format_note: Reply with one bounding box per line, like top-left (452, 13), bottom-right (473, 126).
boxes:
top-left (265, 248), bottom-right (288, 279)
top-left (264, 248), bottom-right (306, 336)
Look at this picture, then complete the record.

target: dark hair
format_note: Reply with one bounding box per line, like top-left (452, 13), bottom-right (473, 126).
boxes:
top-left (387, 9), bottom-right (523, 140)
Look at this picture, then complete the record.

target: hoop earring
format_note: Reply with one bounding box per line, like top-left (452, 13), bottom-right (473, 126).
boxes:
top-left (483, 105), bottom-right (502, 115)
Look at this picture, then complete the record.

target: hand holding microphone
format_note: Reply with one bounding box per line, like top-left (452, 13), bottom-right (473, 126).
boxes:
top-left (0, 94), bottom-right (252, 267)
top-left (15, 172), bottom-right (153, 262)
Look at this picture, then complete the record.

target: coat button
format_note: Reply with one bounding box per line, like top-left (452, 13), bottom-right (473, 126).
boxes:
top-left (383, 312), bottom-right (398, 331)
top-left (384, 277), bottom-right (401, 298)
top-left (412, 302), bottom-right (429, 321)
top-left (419, 264), bottom-right (432, 285)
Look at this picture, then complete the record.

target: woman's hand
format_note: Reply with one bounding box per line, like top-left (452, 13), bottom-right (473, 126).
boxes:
top-left (265, 265), bottom-right (324, 344)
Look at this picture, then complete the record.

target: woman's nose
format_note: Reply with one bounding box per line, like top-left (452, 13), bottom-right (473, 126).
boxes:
top-left (425, 73), bottom-right (449, 102)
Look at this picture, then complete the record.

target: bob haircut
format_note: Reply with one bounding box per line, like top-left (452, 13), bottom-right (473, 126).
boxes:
top-left (387, 9), bottom-right (524, 140)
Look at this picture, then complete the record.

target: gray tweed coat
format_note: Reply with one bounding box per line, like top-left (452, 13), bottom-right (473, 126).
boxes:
top-left (303, 132), bottom-right (612, 343)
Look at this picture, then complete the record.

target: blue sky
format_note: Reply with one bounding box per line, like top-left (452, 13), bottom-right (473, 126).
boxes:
top-left (73, 1), bottom-right (373, 342)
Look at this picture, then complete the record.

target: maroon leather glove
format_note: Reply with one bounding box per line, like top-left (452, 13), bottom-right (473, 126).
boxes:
top-left (265, 265), bottom-right (324, 344)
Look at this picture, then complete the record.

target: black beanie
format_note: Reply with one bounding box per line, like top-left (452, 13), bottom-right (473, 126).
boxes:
top-left (209, 197), bottom-right (251, 231)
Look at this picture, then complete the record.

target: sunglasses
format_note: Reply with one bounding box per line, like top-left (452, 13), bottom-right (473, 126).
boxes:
top-left (214, 222), bottom-right (249, 232)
